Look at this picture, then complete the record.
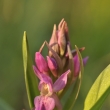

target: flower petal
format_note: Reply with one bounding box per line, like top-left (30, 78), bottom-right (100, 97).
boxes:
top-left (40, 74), bottom-right (53, 93)
top-left (41, 73), bottom-right (53, 85)
top-left (53, 70), bottom-right (70, 92)
top-left (33, 65), bottom-right (42, 80)
top-left (33, 65), bottom-right (53, 92)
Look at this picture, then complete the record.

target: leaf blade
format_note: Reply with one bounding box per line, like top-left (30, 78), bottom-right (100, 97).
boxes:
top-left (84, 64), bottom-right (110, 110)
top-left (22, 31), bottom-right (39, 109)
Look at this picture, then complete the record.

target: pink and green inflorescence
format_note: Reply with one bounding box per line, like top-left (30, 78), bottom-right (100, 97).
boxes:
top-left (33, 19), bottom-right (88, 110)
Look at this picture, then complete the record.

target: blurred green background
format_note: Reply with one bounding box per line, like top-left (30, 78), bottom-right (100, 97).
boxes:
top-left (0, 0), bottom-right (110, 110)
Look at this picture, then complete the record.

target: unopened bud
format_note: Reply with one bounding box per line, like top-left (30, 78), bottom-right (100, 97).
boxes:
top-left (58, 20), bottom-right (67, 56)
top-left (83, 56), bottom-right (89, 66)
top-left (49, 25), bottom-right (59, 56)
top-left (35, 52), bottom-right (49, 73)
top-left (47, 56), bottom-right (58, 77)
top-left (73, 54), bottom-right (80, 77)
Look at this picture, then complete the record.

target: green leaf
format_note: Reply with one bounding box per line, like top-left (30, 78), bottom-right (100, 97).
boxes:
top-left (63, 45), bottom-right (84, 110)
top-left (84, 64), bottom-right (110, 110)
top-left (22, 31), bottom-right (39, 109)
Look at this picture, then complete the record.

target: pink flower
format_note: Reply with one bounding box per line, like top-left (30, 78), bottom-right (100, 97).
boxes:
top-left (33, 66), bottom-right (70, 110)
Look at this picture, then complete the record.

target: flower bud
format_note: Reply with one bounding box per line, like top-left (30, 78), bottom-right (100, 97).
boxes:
top-left (73, 54), bottom-right (80, 77)
top-left (58, 20), bottom-right (67, 56)
top-left (35, 52), bottom-right (49, 73)
top-left (73, 55), bottom-right (89, 77)
top-left (47, 56), bottom-right (58, 77)
top-left (49, 25), bottom-right (59, 56)
top-left (83, 56), bottom-right (89, 66)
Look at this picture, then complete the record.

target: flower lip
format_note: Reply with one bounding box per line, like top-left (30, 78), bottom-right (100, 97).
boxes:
top-left (34, 69), bottom-right (70, 110)
top-left (34, 96), bottom-right (55, 110)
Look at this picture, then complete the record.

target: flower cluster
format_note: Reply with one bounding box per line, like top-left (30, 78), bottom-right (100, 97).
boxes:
top-left (33, 19), bottom-right (88, 110)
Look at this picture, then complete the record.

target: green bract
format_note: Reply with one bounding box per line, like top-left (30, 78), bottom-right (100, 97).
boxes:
top-left (63, 45), bottom-right (84, 110)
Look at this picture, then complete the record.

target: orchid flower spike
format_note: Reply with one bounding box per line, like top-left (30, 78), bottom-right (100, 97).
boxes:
top-left (31, 19), bottom-right (89, 110)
